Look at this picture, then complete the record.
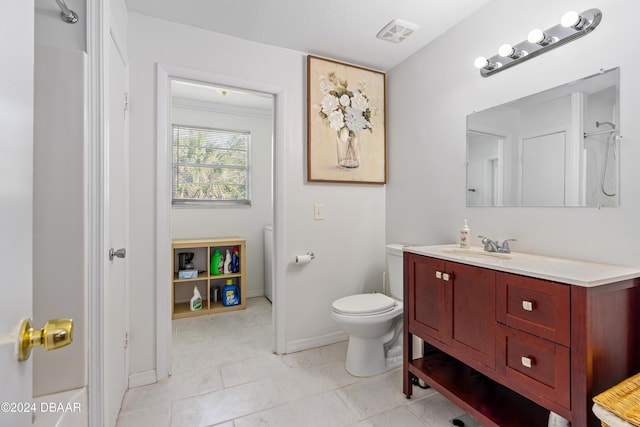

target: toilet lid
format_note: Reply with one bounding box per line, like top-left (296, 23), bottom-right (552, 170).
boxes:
top-left (332, 293), bottom-right (397, 315)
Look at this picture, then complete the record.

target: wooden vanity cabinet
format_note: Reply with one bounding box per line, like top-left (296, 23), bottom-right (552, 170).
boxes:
top-left (407, 254), bottom-right (496, 372)
top-left (404, 251), bottom-right (640, 427)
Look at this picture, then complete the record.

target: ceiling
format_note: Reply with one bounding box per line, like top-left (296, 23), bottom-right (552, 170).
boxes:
top-left (125, 0), bottom-right (493, 71)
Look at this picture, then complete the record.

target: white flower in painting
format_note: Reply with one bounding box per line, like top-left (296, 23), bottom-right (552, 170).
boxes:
top-left (319, 78), bottom-right (335, 95)
top-left (350, 89), bottom-right (369, 111)
top-left (344, 106), bottom-right (369, 133)
top-left (339, 94), bottom-right (351, 107)
top-left (328, 109), bottom-right (345, 131)
top-left (320, 94), bottom-right (339, 115)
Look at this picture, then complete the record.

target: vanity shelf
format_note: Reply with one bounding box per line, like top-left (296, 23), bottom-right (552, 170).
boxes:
top-left (408, 351), bottom-right (549, 426)
top-left (172, 237), bottom-right (246, 319)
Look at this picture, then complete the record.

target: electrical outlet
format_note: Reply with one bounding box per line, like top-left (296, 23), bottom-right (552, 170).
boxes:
top-left (314, 203), bottom-right (324, 220)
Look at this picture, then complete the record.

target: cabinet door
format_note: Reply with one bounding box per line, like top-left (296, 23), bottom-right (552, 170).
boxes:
top-left (406, 254), bottom-right (447, 344)
top-left (448, 262), bottom-right (497, 370)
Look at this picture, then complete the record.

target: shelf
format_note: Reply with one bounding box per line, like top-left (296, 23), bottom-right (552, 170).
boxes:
top-left (172, 273), bottom-right (208, 283)
top-left (408, 351), bottom-right (549, 427)
top-left (172, 237), bottom-right (246, 319)
top-left (172, 301), bottom-right (245, 319)
top-left (209, 272), bottom-right (242, 279)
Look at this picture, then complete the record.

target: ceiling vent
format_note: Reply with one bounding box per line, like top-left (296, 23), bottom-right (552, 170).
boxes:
top-left (376, 19), bottom-right (419, 43)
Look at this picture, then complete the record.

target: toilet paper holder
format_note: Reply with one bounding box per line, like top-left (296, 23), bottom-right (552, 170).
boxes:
top-left (295, 252), bottom-right (315, 265)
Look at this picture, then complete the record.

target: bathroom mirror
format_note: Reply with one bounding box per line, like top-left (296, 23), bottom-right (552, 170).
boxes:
top-left (466, 68), bottom-right (620, 207)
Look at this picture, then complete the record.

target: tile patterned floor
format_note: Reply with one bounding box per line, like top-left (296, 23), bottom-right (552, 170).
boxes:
top-left (116, 297), bottom-right (466, 427)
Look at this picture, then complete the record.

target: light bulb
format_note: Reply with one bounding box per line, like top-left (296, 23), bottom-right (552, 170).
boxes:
top-left (474, 56), bottom-right (488, 69)
top-left (527, 29), bottom-right (544, 44)
top-left (498, 44), bottom-right (514, 57)
top-left (527, 28), bottom-right (555, 46)
top-left (498, 43), bottom-right (526, 59)
top-left (561, 11), bottom-right (580, 28)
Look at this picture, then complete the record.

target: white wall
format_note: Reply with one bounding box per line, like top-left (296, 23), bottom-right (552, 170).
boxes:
top-left (386, 0), bottom-right (640, 267)
top-left (171, 104), bottom-right (273, 298)
top-left (127, 13), bottom-right (386, 375)
top-left (35, 0), bottom-right (86, 51)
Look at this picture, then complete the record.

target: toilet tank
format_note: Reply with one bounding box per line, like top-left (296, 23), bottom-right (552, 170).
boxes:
top-left (386, 244), bottom-right (406, 300)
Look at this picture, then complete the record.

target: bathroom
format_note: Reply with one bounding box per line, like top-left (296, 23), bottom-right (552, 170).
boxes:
top-left (2, 0), bottom-right (640, 426)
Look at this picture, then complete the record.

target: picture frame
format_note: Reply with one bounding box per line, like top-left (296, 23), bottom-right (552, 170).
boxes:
top-left (307, 55), bottom-right (386, 184)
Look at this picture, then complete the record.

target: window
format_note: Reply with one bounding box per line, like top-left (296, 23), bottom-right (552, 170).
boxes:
top-left (172, 124), bottom-right (250, 205)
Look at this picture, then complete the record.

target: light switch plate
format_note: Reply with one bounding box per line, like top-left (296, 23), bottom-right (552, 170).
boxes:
top-left (314, 203), bottom-right (324, 220)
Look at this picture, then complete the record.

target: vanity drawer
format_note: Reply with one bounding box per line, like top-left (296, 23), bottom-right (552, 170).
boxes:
top-left (496, 273), bottom-right (570, 346)
top-left (499, 325), bottom-right (571, 410)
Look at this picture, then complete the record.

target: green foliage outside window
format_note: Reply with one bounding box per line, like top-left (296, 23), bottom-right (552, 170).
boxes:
top-left (172, 125), bottom-right (250, 203)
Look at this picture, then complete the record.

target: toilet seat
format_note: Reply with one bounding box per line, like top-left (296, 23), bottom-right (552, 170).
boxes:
top-left (332, 293), bottom-right (397, 316)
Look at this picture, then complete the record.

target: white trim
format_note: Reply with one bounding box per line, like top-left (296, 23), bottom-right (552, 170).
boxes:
top-left (272, 91), bottom-right (286, 355)
top-left (172, 97), bottom-right (272, 118)
top-left (155, 64), bottom-right (172, 381)
top-left (285, 332), bottom-right (348, 354)
top-left (87, 0), bottom-right (106, 425)
top-left (155, 64), bottom-right (287, 376)
top-left (128, 370), bottom-right (157, 389)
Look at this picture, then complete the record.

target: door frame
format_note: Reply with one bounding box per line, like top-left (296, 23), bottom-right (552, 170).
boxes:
top-left (86, 0), bottom-right (109, 424)
top-left (155, 64), bottom-right (287, 381)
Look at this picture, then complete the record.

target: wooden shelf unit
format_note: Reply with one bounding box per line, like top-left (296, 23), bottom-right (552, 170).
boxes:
top-left (172, 237), bottom-right (246, 319)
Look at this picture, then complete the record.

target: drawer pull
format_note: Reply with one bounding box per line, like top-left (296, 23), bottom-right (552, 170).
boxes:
top-left (521, 356), bottom-right (533, 368)
top-left (522, 300), bottom-right (534, 311)
top-left (442, 273), bottom-right (450, 282)
top-left (435, 271), bottom-right (442, 279)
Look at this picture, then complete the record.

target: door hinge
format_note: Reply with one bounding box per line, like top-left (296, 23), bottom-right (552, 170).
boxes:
top-left (124, 331), bottom-right (129, 349)
top-left (124, 92), bottom-right (129, 111)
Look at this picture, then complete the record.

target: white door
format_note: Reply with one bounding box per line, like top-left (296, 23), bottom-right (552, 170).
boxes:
top-left (0, 1), bottom-right (34, 426)
top-left (104, 34), bottom-right (129, 427)
top-left (522, 131), bottom-right (566, 206)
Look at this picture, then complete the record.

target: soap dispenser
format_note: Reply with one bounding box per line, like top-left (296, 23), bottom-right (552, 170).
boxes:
top-left (460, 219), bottom-right (471, 248)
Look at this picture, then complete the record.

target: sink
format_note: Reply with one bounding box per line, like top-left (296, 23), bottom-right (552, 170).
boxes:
top-left (442, 247), bottom-right (512, 260)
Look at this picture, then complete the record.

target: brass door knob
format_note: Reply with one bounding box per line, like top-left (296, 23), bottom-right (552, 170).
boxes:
top-left (18, 318), bottom-right (74, 362)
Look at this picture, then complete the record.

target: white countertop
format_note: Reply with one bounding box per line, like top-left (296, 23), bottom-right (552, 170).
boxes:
top-left (405, 244), bottom-right (640, 287)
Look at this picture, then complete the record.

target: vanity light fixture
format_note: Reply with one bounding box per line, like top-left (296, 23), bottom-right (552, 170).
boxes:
top-left (475, 8), bottom-right (602, 77)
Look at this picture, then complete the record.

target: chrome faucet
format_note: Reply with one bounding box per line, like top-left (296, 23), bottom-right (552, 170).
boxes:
top-left (497, 239), bottom-right (517, 254)
top-left (478, 236), bottom-right (499, 252)
top-left (478, 236), bottom-right (517, 253)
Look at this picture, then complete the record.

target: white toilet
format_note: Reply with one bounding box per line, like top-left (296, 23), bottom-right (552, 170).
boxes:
top-left (332, 244), bottom-right (405, 377)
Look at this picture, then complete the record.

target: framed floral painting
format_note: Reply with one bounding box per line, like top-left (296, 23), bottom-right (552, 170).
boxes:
top-left (307, 55), bottom-right (386, 184)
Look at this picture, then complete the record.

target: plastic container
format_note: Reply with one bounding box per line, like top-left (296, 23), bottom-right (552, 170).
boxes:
top-left (178, 269), bottom-right (198, 279)
top-left (459, 219), bottom-right (471, 248)
top-left (222, 279), bottom-right (240, 307)
top-left (231, 246), bottom-right (240, 273)
top-left (190, 286), bottom-right (202, 311)
top-left (211, 249), bottom-right (222, 275)
top-left (223, 249), bottom-right (232, 274)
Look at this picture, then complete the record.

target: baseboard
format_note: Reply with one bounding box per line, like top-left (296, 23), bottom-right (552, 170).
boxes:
top-left (128, 370), bottom-right (157, 389)
top-left (285, 331), bottom-right (348, 354)
top-left (246, 289), bottom-right (265, 298)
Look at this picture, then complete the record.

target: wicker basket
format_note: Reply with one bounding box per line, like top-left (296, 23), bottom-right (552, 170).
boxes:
top-left (593, 372), bottom-right (640, 426)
